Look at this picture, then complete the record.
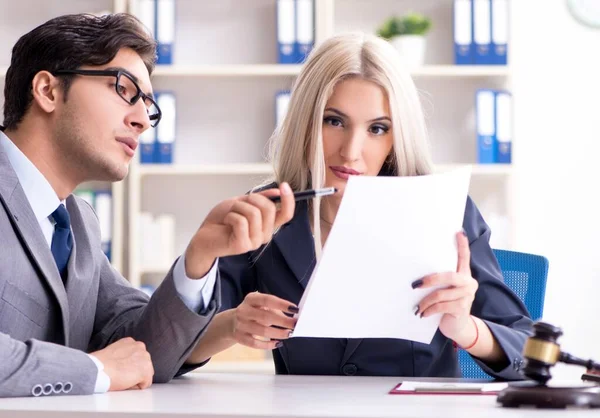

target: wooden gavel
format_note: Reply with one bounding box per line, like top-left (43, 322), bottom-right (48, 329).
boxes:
top-left (521, 321), bottom-right (600, 385)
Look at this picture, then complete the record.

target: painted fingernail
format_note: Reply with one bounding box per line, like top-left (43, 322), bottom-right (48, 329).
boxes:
top-left (275, 341), bottom-right (283, 348)
top-left (411, 279), bottom-right (423, 289)
top-left (414, 306), bottom-right (420, 316)
top-left (288, 305), bottom-right (299, 313)
top-left (420, 312), bottom-right (424, 318)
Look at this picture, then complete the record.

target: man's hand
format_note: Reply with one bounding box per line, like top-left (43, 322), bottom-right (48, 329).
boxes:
top-left (184, 183), bottom-right (295, 278)
top-left (90, 337), bottom-right (154, 391)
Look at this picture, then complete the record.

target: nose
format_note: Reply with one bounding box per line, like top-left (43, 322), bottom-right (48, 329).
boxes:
top-left (339, 129), bottom-right (364, 162)
top-left (125, 99), bottom-right (151, 133)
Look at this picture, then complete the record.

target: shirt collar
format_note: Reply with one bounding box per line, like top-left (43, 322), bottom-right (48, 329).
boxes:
top-left (0, 131), bottom-right (61, 221)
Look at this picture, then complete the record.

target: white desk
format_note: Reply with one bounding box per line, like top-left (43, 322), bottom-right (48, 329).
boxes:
top-left (0, 373), bottom-right (597, 418)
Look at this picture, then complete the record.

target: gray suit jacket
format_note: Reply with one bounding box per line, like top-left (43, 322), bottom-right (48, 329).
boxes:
top-left (0, 145), bottom-right (220, 397)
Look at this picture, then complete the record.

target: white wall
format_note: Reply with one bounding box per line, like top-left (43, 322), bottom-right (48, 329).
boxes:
top-left (512, 0), bottom-right (600, 379)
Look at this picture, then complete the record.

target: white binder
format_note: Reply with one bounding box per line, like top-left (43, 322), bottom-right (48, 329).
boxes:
top-left (495, 91), bottom-right (512, 163)
top-left (295, 0), bottom-right (314, 63)
top-left (156, 0), bottom-right (175, 64)
top-left (454, 0), bottom-right (474, 65)
top-left (473, 0), bottom-right (492, 64)
top-left (129, 0), bottom-right (155, 37)
top-left (277, 0), bottom-right (296, 64)
top-left (476, 89), bottom-right (496, 163)
top-left (491, 0), bottom-right (509, 65)
top-left (276, 90), bottom-right (291, 127)
top-left (155, 92), bottom-right (176, 163)
top-left (139, 125), bottom-right (156, 163)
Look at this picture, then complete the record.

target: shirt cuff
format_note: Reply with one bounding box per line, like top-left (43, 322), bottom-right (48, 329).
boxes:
top-left (173, 253), bottom-right (218, 313)
top-left (87, 354), bottom-right (111, 393)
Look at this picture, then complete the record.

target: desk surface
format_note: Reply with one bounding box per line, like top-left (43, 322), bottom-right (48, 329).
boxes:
top-left (0, 373), bottom-right (597, 418)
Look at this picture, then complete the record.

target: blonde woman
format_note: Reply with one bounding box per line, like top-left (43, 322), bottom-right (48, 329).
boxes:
top-left (189, 32), bottom-right (532, 379)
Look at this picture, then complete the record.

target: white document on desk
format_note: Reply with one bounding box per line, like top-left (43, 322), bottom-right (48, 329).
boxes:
top-left (292, 167), bottom-right (472, 344)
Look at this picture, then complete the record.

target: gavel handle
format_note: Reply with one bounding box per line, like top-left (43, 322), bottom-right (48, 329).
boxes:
top-left (560, 352), bottom-right (600, 372)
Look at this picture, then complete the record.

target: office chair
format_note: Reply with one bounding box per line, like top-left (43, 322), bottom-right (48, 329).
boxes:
top-left (458, 249), bottom-right (549, 379)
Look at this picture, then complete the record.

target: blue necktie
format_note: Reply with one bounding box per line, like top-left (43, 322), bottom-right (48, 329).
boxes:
top-left (51, 204), bottom-right (73, 280)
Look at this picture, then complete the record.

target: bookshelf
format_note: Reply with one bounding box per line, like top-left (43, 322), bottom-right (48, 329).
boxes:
top-left (0, 0), bottom-right (516, 370)
top-left (122, 0), bottom-right (516, 368)
top-left (0, 0), bottom-right (128, 274)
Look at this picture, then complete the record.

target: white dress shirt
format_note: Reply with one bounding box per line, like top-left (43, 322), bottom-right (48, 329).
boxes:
top-left (0, 131), bottom-right (217, 393)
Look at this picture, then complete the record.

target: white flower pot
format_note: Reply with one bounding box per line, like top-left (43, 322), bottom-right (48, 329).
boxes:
top-left (391, 35), bottom-right (427, 68)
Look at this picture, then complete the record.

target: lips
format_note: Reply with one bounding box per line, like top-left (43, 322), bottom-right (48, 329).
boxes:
top-left (330, 166), bottom-right (362, 175)
top-left (116, 137), bottom-right (138, 153)
top-left (329, 166), bottom-right (363, 180)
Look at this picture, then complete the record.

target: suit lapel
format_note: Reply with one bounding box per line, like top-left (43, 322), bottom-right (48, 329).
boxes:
top-left (0, 148), bottom-right (70, 340)
top-left (64, 196), bottom-right (94, 324)
top-left (273, 201), bottom-right (316, 289)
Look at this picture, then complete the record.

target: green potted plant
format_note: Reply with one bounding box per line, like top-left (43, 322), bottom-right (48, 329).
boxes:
top-left (377, 13), bottom-right (432, 67)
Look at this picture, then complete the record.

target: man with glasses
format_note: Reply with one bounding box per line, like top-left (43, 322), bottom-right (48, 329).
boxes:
top-left (52, 69), bottom-right (163, 127)
top-left (0, 13), bottom-right (295, 397)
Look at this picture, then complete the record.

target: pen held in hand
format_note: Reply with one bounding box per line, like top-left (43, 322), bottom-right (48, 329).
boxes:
top-left (269, 187), bottom-right (338, 203)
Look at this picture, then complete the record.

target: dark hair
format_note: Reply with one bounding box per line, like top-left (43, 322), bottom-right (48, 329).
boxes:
top-left (2, 13), bottom-right (157, 130)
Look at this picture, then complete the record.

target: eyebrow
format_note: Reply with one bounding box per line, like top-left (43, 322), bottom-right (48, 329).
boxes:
top-left (106, 66), bottom-right (154, 97)
top-left (324, 107), bottom-right (391, 123)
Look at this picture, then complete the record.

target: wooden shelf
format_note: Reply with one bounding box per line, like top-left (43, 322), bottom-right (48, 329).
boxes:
top-left (411, 65), bottom-right (510, 77)
top-left (436, 163), bottom-right (513, 175)
top-left (137, 163), bottom-right (511, 177)
top-left (152, 64), bottom-right (303, 77)
top-left (0, 65), bottom-right (509, 79)
top-left (138, 163), bottom-right (273, 176)
top-left (147, 64), bottom-right (509, 78)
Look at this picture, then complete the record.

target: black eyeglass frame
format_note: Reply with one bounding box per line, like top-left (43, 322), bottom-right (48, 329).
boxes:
top-left (53, 69), bottom-right (162, 127)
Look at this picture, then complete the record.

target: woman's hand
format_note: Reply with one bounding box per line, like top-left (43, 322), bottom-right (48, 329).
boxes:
top-left (412, 231), bottom-right (479, 344)
top-left (229, 292), bottom-right (298, 350)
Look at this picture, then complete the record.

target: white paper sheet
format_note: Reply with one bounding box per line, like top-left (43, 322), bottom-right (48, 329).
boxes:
top-left (292, 167), bottom-right (472, 344)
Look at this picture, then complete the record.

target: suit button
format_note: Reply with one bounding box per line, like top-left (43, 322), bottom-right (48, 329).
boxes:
top-left (53, 382), bottom-right (63, 394)
top-left (31, 384), bottom-right (43, 397)
top-left (63, 382), bottom-right (73, 393)
top-left (43, 384), bottom-right (53, 396)
top-left (342, 363), bottom-right (358, 376)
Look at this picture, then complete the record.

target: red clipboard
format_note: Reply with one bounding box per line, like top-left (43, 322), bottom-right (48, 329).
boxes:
top-left (389, 382), bottom-right (504, 395)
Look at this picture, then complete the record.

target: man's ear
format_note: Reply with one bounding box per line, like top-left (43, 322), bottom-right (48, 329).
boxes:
top-left (31, 71), bottom-right (62, 115)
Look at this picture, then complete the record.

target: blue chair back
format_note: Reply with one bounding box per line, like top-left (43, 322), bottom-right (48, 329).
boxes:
top-left (458, 249), bottom-right (549, 379)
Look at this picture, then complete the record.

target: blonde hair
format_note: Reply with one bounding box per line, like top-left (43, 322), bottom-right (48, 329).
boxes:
top-left (267, 32), bottom-right (434, 258)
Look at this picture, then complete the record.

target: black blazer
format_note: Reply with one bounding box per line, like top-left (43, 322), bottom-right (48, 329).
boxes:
top-left (218, 190), bottom-right (532, 380)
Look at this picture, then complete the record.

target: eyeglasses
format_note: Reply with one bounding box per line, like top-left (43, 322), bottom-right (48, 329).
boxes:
top-left (53, 69), bottom-right (162, 127)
